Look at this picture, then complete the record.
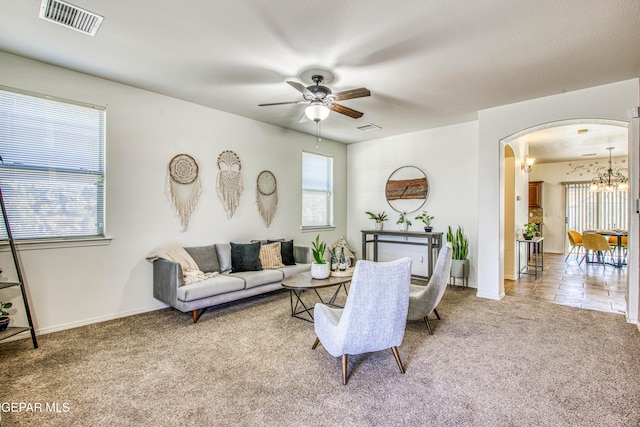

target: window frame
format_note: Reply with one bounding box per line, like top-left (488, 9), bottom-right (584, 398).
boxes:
top-left (0, 85), bottom-right (108, 248)
top-left (301, 151), bottom-right (334, 230)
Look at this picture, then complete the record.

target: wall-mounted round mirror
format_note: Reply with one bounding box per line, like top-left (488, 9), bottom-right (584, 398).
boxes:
top-left (385, 166), bottom-right (429, 213)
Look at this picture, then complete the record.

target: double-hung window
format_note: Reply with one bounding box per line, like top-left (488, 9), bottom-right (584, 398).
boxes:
top-left (0, 87), bottom-right (105, 240)
top-left (301, 152), bottom-right (333, 228)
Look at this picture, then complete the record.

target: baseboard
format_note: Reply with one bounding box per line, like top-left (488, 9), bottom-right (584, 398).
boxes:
top-left (3, 303), bottom-right (167, 342)
top-left (476, 290), bottom-right (504, 300)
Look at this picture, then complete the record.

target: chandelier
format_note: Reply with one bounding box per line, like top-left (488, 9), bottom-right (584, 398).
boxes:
top-left (589, 147), bottom-right (628, 192)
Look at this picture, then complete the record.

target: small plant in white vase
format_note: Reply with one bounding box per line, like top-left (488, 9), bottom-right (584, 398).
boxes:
top-left (366, 211), bottom-right (388, 230)
top-left (310, 235), bottom-right (330, 279)
top-left (396, 212), bottom-right (412, 231)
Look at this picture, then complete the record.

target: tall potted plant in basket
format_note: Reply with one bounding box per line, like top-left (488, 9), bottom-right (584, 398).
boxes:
top-left (447, 225), bottom-right (469, 285)
top-left (311, 235), bottom-right (330, 279)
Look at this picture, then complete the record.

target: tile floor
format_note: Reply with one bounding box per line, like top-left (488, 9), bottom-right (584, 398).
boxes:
top-left (504, 251), bottom-right (627, 315)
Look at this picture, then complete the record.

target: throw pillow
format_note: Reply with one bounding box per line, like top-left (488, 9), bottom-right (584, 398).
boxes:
top-left (259, 242), bottom-right (285, 269)
top-left (230, 242), bottom-right (263, 272)
top-left (269, 239), bottom-right (296, 265)
top-left (184, 245), bottom-right (220, 273)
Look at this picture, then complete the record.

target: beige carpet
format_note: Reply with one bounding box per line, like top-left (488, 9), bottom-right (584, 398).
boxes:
top-left (1, 286), bottom-right (639, 426)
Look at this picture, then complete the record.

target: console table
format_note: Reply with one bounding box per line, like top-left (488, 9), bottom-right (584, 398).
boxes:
top-left (517, 237), bottom-right (544, 279)
top-left (361, 229), bottom-right (443, 279)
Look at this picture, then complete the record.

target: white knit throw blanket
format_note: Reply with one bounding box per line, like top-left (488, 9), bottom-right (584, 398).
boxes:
top-left (145, 243), bottom-right (219, 285)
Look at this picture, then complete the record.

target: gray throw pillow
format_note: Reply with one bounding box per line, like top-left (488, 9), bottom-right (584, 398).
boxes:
top-left (215, 243), bottom-right (232, 273)
top-left (230, 242), bottom-right (263, 272)
top-left (184, 245), bottom-right (220, 273)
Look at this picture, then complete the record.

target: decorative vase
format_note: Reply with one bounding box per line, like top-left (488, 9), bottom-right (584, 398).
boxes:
top-left (450, 259), bottom-right (469, 278)
top-left (0, 317), bottom-right (9, 331)
top-left (375, 221), bottom-right (383, 231)
top-left (424, 226), bottom-right (433, 232)
top-left (399, 222), bottom-right (408, 232)
top-left (311, 262), bottom-right (330, 279)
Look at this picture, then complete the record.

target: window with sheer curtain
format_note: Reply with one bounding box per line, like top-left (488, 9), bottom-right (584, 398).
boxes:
top-left (301, 152), bottom-right (333, 228)
top-left (0, 87), bottom-right (105, 240)
top-left (564, 182), bottom-right (628, 235)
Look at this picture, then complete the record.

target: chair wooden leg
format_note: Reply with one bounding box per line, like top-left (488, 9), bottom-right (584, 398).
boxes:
top-left (312, 337), bottom-right (320, 349)
top-left (434, 308), bottom-right (441, 320)
top-left (391, 347), bottom-right (405, 374)
top-left (342, 355), bottom-right (349, 385)
top-left (423, 315), bottom-right (433, 335)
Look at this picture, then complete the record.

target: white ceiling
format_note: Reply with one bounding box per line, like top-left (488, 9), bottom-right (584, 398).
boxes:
top-left (1, 0), bottom-right (639, 158)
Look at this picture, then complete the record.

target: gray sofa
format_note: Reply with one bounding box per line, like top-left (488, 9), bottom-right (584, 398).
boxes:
top-left (152, 241), bottom-right (311, 322)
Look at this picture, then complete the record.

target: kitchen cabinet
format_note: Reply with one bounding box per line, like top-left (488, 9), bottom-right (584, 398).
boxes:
top-left (528, 181), bottom-right (543, 208)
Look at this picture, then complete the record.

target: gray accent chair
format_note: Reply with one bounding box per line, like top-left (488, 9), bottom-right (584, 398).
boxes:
top-left (311, 257), bottom-right (412, 384)
top-left (407, 242), bottom-right (453, 334)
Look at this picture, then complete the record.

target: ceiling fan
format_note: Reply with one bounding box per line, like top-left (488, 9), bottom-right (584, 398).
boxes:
top-left (258, 74), bottom-right (371, 121)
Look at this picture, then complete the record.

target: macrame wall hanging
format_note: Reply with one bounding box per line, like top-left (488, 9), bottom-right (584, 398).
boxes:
top-left (168, 153), bottom-right (201, 232)
top-left (217, 150), bottom-right (244, 218)
top-left (256, 170), bottom-right (278, 227)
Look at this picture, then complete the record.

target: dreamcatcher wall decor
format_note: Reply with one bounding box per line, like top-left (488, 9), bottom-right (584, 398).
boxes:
top-left (168, 153), bottom-right (201, 232)
top-left (256, 170), bottom-right (278, 227)
top-left (217, 150), bottom-right (244, 218)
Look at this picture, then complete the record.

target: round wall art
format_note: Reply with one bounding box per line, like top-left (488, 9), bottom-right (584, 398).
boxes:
top-left (385, 165), bottom-right (429, 213)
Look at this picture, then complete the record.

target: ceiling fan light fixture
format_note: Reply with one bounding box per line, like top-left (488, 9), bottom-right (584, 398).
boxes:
top-left (305, 103), bottom-right (330, 122)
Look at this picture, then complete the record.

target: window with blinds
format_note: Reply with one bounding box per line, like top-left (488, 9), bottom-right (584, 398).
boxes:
top-left (301, 152), bottom-right (333, 228)
top-left (565, 182), bottom-right (628, 235)
top-left (0, 87), bottom-right (105, 240)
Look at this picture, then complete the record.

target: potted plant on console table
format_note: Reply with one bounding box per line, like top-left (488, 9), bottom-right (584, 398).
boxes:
top-left (311, 235), bottom-right (330, 279)
top-left (366, 211), bottom-right (388, 230)
top-left (447, 225), bottom-right (469, 286)
top-left (396, 212), bottom-right (412, 232)
top-left (415, 211), bottom-right (435, 232)
top-left (0, 301), bottom-right (12, 331)
top-left (523, 223), bottom-right (539, 240)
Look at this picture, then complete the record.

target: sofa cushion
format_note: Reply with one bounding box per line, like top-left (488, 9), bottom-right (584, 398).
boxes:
top-left (277, 263), bottom-right (312, 278)
top-left (269, 239), bottom-right (296, 265)
top-left (176, 274), bottom-right (245, 302)
top-left (215, 243), bottom-right (232, 272)
top-left (230, 242), bottom-right (263, 272)
top-left (184, 244), bottom-right (220, 273)
top-left (259, 242), bottom-right (285, 269)
top-left (232, 269), bottom-right (284, 289)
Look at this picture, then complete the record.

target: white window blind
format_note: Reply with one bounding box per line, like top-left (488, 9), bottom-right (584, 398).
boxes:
top-left (0, 87), bottom-right (105, 240)
top-left (565, 182), bottom-right (628, 241)
top-left (301, 152), bottom-right (333, 228)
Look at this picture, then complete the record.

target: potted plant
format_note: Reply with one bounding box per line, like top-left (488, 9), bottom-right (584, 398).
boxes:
top-left (310, 235), bottom-right (330, 279)
top-left (447, 226), bottom-right (469, 285)
top-left (523, 223), bottom-right (539, 240)
top-left (396, 211), bottom-right (412, 231)
top-left (415, 211), bottom-right (435, 232)
top-left (0, 301), bottom-right (12, 331)
top-left (366, 211), bottom-right (388, 230)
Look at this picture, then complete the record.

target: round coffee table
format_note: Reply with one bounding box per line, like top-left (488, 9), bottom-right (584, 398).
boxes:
top-left (281, 270), bottom-right (353, 322)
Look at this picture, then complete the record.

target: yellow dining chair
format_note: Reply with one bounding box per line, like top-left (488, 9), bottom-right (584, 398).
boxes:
top-left (608, 235), bottom-right (628, 264)
top-left (580, 233), bottom-right (614, 268)
top-left (565, 230), bottom-right (583, 262)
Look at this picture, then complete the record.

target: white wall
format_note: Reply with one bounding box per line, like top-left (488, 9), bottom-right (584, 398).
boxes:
top-left (477, 78), bottom-right (639, 325)
top-left (528, 157), bottom-right (628, 254)
top-left (347, 121), bottom-right (479, 285)
top-left (0, 52), bottom-right (348, 334)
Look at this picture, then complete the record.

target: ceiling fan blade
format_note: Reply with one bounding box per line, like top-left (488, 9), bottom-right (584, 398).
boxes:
top-left (287, 81), bottom-right (314, 97)
top-left (331, 103), bottom-right (364, 119)
top-left (332, 87), bottom-right (371, 101)
top-left (258, 100), bottom-right (306, 107)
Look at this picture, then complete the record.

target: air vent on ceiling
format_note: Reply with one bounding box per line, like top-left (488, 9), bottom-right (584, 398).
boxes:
top-left (39, 0), bottom-right (103, 36)
top-left (357, 123), bottom-right (381, 132)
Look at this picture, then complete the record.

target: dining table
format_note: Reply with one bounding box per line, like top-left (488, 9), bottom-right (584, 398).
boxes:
top-left (582, 229), bottom-right (627, 268)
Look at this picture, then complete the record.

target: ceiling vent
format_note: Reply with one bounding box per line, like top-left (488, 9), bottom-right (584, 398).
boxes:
top-left (39, 0), bottom-right (103, 36)
top-left (357, 123), bottom-right (381, 132)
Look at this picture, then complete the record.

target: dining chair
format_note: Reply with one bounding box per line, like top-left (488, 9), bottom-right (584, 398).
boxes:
top-left (311, 257), bottom-right (412, 385)
top-left (565, 230), bottom-right (583, 262)
top-left (580, 233), bottom-right (614, 268)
